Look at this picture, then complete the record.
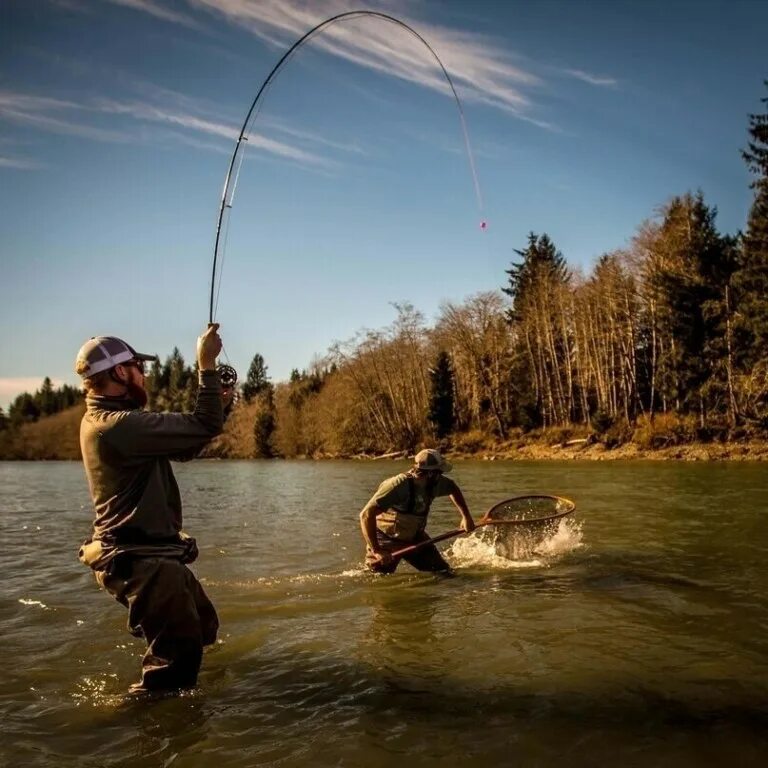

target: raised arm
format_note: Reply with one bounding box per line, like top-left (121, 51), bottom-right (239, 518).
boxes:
top-left (106, 324), bottom-right (225, 459)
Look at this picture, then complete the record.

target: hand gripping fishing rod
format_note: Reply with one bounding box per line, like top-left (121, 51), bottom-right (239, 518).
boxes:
top-left (208, 9), bottom-right (485, 330)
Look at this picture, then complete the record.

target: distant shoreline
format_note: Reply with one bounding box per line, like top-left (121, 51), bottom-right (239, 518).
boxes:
top-left (3, 402), bottom-right (767, 462)
top-left (3, 440), bottom-right (767, 462)
top-left (446, 440), bottom-right (768, 462)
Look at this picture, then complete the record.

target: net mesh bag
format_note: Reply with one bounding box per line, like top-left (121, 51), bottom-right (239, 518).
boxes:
top-left (480, 495), bottom-right (576, 560)
top-left (482, 495), bottom-right (575, 524)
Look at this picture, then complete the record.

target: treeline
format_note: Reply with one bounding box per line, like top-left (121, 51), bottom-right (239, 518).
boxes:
top-left (245, 83), bottom-right (768, 457)
top-left (2, 83), bottom-right (767, 461)
top-left (0, 350), bottom-right (203, 437)
top-left (0, 378), bottom-right (83, 459)
top-left (0, 378), bottom-right (82, 431)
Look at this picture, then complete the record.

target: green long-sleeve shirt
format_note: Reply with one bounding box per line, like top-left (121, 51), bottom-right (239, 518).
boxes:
top-left (80, 369), bottom-right (223, 545)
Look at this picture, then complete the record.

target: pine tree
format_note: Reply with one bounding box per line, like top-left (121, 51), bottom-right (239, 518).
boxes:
top-left (503, 232), bottom-right (573, 426)
top-left (145, 358), bottom-right (163, 409)
top-left (253, 388), bottom-right (276, 458)
top-left (242, 354), bottom-right (270, 402)
top-left (167, 348), bottom-right (188, 411)
top-left (735, 81), bottom-right (768, 369)
top-left (182, 362), bottom-right (199, 411)
top-left (503, 232), bottom-right (569, 322)
top-left (8, 393), bottom-right (40, 426)
top-left (36, 377), bottom-right (55, 417)
top-left (648, 193), bottom-right (728, 420)
top-left (428, 350), bottom-right (455, 438)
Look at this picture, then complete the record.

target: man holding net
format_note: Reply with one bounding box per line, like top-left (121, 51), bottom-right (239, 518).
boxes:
top-left (360, 449), bottom-right (475, 574)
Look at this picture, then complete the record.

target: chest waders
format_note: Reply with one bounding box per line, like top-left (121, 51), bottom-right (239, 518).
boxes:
top-left (378, 476), bottom-right (437, 542)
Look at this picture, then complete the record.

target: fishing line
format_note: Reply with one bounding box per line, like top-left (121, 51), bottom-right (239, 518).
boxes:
top-left (209, 10), bottom-right (487, 325)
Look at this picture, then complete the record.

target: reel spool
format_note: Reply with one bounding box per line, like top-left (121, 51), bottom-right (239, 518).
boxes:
top-left (216, 364), bottom-right (238, 389)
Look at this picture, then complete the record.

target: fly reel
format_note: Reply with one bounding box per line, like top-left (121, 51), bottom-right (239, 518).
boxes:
top-left (216, 364), bottom-right (238, 389)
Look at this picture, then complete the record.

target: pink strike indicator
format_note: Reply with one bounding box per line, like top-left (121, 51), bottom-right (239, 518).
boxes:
top-left (480, 220), bottom-right (487, 230)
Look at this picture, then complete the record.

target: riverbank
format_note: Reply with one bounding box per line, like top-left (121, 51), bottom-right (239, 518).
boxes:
top-left (2, 403), bottom-right (767, 461)
top-left (446, 439), bottom-right (768, 462)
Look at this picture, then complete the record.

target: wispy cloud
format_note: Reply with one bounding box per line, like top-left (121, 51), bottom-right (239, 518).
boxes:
top-left (104, 0), bottom-right (200, 29)
top-left (94, 98), bottom-right (332, 165)
top-left (564, 68), bottom-right (618, 87)
top-left (0, 155), bottom-right (43, 170)
top-left (262, 118), bottom-right (366, 156)
top-left (0, 91), bottom-right (132, 142)
top-left (185, 0), bottom-right (546, 121)
top-left (0, 88), bottom-right (347, 168)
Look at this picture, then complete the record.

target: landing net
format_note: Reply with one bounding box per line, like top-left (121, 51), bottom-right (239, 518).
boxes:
top-left (448, 495), bottom-right (579, 566)
top-left (481, 495), bottom-right (575, 525)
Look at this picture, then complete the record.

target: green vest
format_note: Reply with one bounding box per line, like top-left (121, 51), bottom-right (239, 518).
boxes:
top-left (369, 472), bottom-right (456, 541)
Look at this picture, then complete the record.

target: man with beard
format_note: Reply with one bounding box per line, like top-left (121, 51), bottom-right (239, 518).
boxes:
top-left (360, 449), bottom-right (475, 574)
top-left (76, 324), bottom-right (231, 694)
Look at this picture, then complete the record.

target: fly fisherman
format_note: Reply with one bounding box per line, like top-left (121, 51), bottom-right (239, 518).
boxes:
top-left (360, 449), bottom-right (475, 574)
top-left (76, 324), bottom-right (232, 695)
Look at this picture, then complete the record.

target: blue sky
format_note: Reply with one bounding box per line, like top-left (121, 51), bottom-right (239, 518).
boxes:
top-left (1, 0), bottom-right (766, 408)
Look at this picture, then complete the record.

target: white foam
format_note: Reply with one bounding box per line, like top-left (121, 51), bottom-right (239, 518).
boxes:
top-left (18, 598), bottom-right (48, 609)
top-left (447, 518), bottom-right (583, 570)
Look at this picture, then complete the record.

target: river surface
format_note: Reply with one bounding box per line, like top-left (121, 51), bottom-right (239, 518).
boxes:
top-left (1, 459), bottom-right (767, 767)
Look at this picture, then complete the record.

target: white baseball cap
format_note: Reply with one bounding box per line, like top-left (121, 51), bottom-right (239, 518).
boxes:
top-left (75, 336), bottom-right (157, 378)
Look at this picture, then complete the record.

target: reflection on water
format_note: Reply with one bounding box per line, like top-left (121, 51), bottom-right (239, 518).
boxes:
top-left (1, 459), bottom-right (767, 767)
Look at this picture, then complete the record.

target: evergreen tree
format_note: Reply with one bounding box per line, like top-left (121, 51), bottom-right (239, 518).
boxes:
top-left (182, 362), bottom-right (199, 411)
top-left (254, 410), bottom-right (276, 457)
top-left (145, 358), bottom-right (163, 409)
top-left (8, 393), bottom-right (40, 426)
top-left (0, 407), bottom-right (8, 432)
top-left (242, 354), bottom-right (270, 402)
top-left (503, 232), bottom-right (569, 323)
top-left (253, 388), bottom-right (276, 458)
top-left (58, 384), bottom-right (82, 410)
top-left (735, 81), bottom-right (768, 369)
top-left (145, 351), bottom-right (195, 412)
top-left (36, 377), bottom-right (55, 417)
top-left (649, 193), bottom-right (728, 419)
top-left (428, 350), bottom-right (455, 438)
top-left (167, 348), bottom-right (188, 411)
top-left (503, 232), bottom-right (573, 426)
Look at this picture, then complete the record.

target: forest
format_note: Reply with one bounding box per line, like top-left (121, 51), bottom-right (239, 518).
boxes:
top-left (1, 84), bottom-right (766, 460)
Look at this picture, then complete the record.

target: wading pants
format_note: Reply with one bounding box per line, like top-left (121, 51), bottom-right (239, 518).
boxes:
top-left (96, 556), bottom-right (219, 692)
top-left (366, 530), bottom-right (451, 574)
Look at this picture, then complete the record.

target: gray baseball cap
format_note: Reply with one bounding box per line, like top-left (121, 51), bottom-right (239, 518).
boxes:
top-left (75, 336), bottom-right (157, 378)
top-left (413, 448), bottom-right (452, 473)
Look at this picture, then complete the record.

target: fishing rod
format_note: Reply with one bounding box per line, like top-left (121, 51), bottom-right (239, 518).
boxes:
top-left (208, 9), bottom-right (486, 363)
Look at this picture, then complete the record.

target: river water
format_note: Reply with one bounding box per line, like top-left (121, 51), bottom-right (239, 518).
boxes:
top-left (1, 459), bottom-right (766, 767)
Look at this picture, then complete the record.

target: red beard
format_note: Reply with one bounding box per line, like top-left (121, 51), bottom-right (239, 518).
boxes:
top-left (126, 380), bottom-right (148, 408)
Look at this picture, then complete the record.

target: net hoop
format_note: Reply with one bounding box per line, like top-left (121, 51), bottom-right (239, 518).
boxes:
top-left (479, 494), bottom-right (576, 526)
top-left (388, 494), bottom-right (576, 559)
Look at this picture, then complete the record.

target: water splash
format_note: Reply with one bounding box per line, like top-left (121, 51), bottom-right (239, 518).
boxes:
top-left (205, 567), bottom-right (369, 589)
top-left (447, 518), bottom-right (583, 570)
top-left (18, 598), bottom-right (48, 609)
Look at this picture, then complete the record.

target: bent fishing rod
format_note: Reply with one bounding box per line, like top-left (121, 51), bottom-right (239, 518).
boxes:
top-left (208, 9), bottom-right (486, 341)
